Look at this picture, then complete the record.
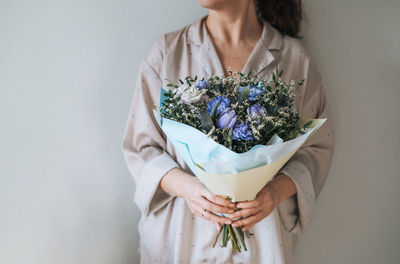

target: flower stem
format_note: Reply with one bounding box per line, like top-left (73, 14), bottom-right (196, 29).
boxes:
top-left (222, 224), bottom-right (228, 247)
top-left (227, 224), bottom-right (241, 252)
top-left (233, 226), bottom-right (247, 251)
top-left (213, 225), bottom-right (223, 248)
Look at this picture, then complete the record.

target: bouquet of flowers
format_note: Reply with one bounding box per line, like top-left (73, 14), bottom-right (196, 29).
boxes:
top-left (153, 68), bottom-right (326, 252)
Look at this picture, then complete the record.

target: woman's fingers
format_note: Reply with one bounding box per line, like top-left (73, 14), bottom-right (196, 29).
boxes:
top-left (200, 188), bottom-right (236, 208)
top-left (194, 185), bottom-right (235, 213)
top-left (214, 223), bottom-right (221, 232)
top-left (192, 203), bottom-right (232, 225)
top-left (226, 206), bottom-right (261, 220)
top-left (195, 195), bottom-right (235, 214)
top-left (186, 183), bottom-right (233, 225)
top-left (235, 198), bottom-right (262, 209)
top-left (231, 211), bottom-right (264, 228)
top-left (203, 210), bottom-right (232, 225)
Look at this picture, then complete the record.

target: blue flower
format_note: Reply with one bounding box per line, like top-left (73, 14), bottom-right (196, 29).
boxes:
top-left (246, 103), bottom-right (267, 119)
top-left (239, 84), bottom-right (266, 101)
top-left (216, 108), bottom-right (237, 129)
top-left (196, 80), bottom-right (209, 90)
top-left (232, 121), bottom-right (253, 141)
top-left (207, 96), bottom-right (231, 116)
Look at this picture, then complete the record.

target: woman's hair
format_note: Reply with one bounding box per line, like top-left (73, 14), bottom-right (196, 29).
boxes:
top-left (254, 0), bottom-right (303, 38)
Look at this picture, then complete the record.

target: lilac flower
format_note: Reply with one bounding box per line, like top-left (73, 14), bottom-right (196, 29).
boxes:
top-left (216, 108), bottom-right (237, 129)
top-left (207, 96), bottom-right (231, 116)
top-left (239, 84), bottom-right (266, 101)
top-left (246, 104), bottom-right (267, 119)
top-left (232, 121), bottom-right (253, 141)
top-left (196, 80), bottom-right (209, 90)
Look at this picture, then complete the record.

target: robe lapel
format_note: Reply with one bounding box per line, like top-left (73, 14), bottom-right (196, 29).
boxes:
top-left (186, 16), bottom-right (225, 77)
top-left (187, 16), bottom-right (283, 78)
top-left (242, 20), bottom-right (283, 77)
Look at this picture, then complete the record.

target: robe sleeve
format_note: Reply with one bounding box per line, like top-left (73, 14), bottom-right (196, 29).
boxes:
top-left (276, 58), bottom-right (334, 234)
top-left (121, 38), bottom-right (180, 217)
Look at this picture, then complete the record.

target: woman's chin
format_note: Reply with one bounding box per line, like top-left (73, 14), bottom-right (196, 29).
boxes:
top-left (198, 0), bottom-right (235, 10)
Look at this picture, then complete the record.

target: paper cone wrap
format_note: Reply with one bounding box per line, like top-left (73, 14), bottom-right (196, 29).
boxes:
top-left (154, 110), bottom-right (326, 202)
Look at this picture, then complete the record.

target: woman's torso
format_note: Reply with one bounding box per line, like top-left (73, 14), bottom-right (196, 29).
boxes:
top-left (139, 15), bottom-right (316, 264)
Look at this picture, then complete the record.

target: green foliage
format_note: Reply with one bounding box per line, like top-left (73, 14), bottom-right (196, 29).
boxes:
top-left (238, 86), bottom-right (249, 104)
top-left (200, 108), bottom-right (213, 132)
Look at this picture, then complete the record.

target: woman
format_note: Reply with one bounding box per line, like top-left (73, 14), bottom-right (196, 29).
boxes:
top-left (122, 0), bottom-right (334, 263)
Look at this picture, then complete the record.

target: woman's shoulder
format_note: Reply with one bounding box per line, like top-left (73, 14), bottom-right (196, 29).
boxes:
top-left (143, 18), bottom-right (201, 70)
top-left (281, 33), bottom-right (313, 63)
top-left (272, 27), bottom-right (321, 85)
top-left (267, 27), bottom-right (323, 107)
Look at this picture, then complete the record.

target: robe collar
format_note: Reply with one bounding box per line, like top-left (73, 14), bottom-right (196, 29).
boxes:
top-left (186, 15), bottom-right (283, 77)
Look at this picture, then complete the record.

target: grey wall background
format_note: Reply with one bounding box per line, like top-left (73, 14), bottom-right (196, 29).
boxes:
top-left (0, 0), bottom-right (399, 263)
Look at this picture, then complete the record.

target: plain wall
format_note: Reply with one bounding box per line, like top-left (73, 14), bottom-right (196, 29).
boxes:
top-left (0, 0), bottom-right (399, 263)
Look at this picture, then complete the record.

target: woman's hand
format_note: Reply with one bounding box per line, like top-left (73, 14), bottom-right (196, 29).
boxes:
top-left (182, 176), bottom-right (236, 231)
top-left (227, 184), bottom-right (280, 231)
top-left (227, 173), bottom-right (297, 231)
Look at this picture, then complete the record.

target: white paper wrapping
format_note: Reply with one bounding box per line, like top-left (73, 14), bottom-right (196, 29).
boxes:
top-left (154, 110), bottom-right (326, 202)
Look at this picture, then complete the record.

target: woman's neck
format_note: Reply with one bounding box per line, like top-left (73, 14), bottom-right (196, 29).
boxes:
top-left (205, 0), bottom-right (262, 46)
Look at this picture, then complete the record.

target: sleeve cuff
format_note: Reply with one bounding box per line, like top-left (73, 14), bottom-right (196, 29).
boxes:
top-left (277, 159), bottom-right (315, 234)
top-left (134, 152), bottom-right (180, 216)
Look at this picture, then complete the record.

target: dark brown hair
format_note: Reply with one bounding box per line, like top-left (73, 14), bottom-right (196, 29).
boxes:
top-left (254, 0), bottom-right (303, 38)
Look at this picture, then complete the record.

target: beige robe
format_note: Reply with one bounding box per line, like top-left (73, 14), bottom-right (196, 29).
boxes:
top-left (121, 15), bottom-right (334, 264)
